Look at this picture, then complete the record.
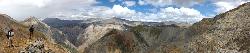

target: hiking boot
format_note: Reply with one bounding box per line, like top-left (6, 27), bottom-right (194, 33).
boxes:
top-left (8, 45), bottom-right (14, 48)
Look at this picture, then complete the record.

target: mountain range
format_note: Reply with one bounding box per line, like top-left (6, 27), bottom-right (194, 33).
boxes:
top-left (0, 2), bottom-right (249, 53)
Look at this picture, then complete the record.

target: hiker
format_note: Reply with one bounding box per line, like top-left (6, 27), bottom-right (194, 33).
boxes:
top-left (29, 25), bottom-right (34, 39)
top-left (7, 28), bottom-right (14, 47)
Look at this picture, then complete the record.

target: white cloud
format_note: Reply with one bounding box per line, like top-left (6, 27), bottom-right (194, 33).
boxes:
top-left (58, 4), bottom-right (204, 23)
top-left (0, 0), bottom-right (52, 8)
top-left (143, 0), bottom-right (173, 7)
top-left (0, 0), bottom-right (207, 23)
top-left (112, 5), bottom-right (136, 15)
top-left (0, 0), bottom-right (97, 20)
top-left (139, 0), bottom-right (206, 7)
top-left (124, 1), bottom-right (136, 6)
top-left (56, 5), bottom-right (136, 20)
top-left (159, 7), bottom-right (204, 23)
top-left (138, 0), bottom-right (146, 5)
top-left (126, 7), bottom-right (205, 23)
top-left (213, 0), bottom-right (250, 13)
top-left (52, 6), bottom-right (113, 20)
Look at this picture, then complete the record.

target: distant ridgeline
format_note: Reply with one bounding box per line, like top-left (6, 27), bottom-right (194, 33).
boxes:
top-left (0, 2), bottom-right (249, 53)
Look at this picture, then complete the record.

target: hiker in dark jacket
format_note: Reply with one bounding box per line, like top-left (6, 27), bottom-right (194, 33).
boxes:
top-left (29, 25), bottom-right (34, 39)
top-left (7, 28), bottom-right (14, 47)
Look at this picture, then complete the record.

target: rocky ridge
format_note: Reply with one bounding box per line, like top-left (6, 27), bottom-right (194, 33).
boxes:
top-left (0, 14), bottom-right (68, 53)
top-left (188, 2), bottom-right (250, 52)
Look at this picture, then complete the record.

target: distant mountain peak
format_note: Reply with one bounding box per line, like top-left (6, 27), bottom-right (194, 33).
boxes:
top-left (21, 16), bottom-right (51, 30)
top-left (43, 18), bottom-right (61, 21)
top-left (24, 16), bottom-right (40, 22)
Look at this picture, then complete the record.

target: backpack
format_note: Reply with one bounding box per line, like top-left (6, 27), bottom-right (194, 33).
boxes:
top-left (29, 27), bottom-right (34, 32)
top-left (8, 31), bottom-right (14, 37)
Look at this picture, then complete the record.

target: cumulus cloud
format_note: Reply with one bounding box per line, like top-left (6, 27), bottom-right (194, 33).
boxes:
top-left (54, 4), bottom-right (204, 23)
top-left (213, 0), bottom-right (250, 13)
top-left (159, 7), bottom-right (204, 22)
top-left (0, 0), bottom-right (97, 20)
top-left (127, 7), bottom-right (205, 23)
top-left (143, 0), bottom-right (173, 7)
top-left (56, 5), bottom-right (136, 20)
top-left (174, 0), bottom-right (206, 7)
top-left (112, 5), bottom-right (136, 16)
top-left (50, 0), bottom-right (248, 23)
top-left (139, 0), bottom-right (206, 7)
top-left (138, 0), bottom-right (146, 5)
top-left (124, 1), bottom-right (136, 6)
top-left (53, 6), bottom-right (113, 20)
top-left (2, 0), bottom-right (245, 23)
top-left (0, 0), bottom-right (52, 8)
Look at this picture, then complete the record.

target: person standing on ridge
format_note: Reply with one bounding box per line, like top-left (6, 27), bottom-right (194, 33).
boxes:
top-left (29, 25), bottom-right (34, 39)
top-left (7, 28), bottom-right (14, 47)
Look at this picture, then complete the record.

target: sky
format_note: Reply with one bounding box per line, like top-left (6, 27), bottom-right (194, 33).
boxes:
top-left (0, 0), bottom-right (249, 23)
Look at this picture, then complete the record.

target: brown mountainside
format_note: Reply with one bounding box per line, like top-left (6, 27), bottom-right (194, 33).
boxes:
top-left (0, 14), bottom-right (68, 53)
top-left (188, 2), bottom-right (250, 52)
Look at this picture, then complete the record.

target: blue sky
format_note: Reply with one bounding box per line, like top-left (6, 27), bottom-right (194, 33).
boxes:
top-left (0, 0), bottom-right (249, 23)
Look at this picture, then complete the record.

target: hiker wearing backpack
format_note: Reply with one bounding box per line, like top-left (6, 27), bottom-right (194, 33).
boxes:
top-left (7, 28), bottom-right (14, 47)
top-left (29, 25), bottom-right (34, 39)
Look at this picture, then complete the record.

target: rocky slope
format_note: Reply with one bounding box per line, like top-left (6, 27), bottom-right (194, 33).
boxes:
top-left (0, 14), bottom-right (68, 53)
top-left (188, 2), bottom-right (250, 53)
top-left (77, 23), bottom-right (125, 52)
top-left (83, 24), bottom-right (189, 53)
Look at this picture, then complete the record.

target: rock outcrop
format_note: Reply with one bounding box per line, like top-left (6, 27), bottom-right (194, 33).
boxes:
top-left (20, 38), bottom-right (51, 53)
